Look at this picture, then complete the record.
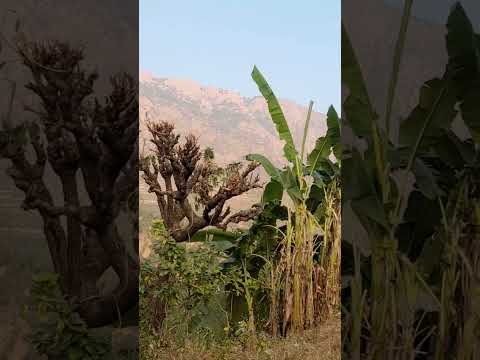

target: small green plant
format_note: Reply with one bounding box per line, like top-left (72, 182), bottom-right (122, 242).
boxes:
top-left (226, 260), bottom-right (260, 336)
top-left (28, 273), bottom-right (110, 360)
top-left (140, 220), bottom-right (228, 343)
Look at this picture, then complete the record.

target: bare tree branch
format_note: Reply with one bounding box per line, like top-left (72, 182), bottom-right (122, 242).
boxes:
top-left (140, 120), bottom-right (262, 242)
top-left (0, 37), bottom-right (139, 326)
top-left (219, 204), bottom-right (263, 230)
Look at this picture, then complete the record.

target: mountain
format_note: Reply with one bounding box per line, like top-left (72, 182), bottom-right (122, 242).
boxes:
top-left (139, 72), bottom-right (327, 166)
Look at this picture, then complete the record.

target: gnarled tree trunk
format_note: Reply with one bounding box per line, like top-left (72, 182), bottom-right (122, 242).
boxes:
top-left (140, 121), bottom-right (263, 242)
top-left (0, 38), bottom-right (139, 327)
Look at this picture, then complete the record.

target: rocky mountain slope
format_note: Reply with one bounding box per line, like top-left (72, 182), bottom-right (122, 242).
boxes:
top-left (139, 72), bottom-right (327, 166)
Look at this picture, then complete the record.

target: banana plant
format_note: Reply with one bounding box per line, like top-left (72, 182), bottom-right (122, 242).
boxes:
top-left (342, 2), bottom-right (480, 358)
top-left (343, 1), bottom-right (479, 252)
top-left (245, 66), bottom-right (341, 334)
top-left (247, 66), bottom-right (340, 212)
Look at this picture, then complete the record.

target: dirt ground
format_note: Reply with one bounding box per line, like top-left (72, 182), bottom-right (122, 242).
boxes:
top-left (151, 315), bottom-right (340, 360)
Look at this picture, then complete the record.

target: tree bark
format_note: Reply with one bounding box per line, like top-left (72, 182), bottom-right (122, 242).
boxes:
top-left (60, 173), bottom-right (83, 298)
top-left (76, 223), bottom-right (139, 327)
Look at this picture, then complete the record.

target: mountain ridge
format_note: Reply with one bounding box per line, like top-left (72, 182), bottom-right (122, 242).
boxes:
top-left (139, 71), bottom-right (328, 166)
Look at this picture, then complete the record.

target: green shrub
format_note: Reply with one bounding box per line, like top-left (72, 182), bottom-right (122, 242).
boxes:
top-left (140, 219), bottom-right (228, 351)
top-left (28, 273), bottom-right (110, 360)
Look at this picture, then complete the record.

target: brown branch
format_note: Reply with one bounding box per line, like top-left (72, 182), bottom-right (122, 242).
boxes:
top-left (204, 162), bottom-right (262, 218)
top-left (21, 199), bottom-right (99, 226)
top-left (219, 204), bottom-right (262, 230)
top-left (140, 120), bottom-right (263, 242)
top-left (111, 142), bottom-right (139, 218)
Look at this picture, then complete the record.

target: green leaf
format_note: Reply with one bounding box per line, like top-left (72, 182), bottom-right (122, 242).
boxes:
top-left (262, 180), bottom-right (283, 204)
top-left (446, 3), bottom-right (479, 82)
top-left (251, 66), bottom-right (298, 163)
top-left (412, 159), bottom-right (444, 199)
top-left (246, 153), bottom-right (281, 182)
top-left (415, 228), bottom-right (446, 279)
top-left (434, 131), bottom-right (476, 168)
top-left (326, 105), bottom-right (341, 159)
top-left (33, 272), bottom-right (59, 283)
top-left (399, 78), bottom-right (458, 151)
top-left (342, 150), bottom-right (375, 201)
top-left (307, 136), bottom-right (330, 168)
top-left (279, 168), bottom-right (303, 202)
top-left (209, 240), bottom-right (236, 252)
top-left (191, 228), bottom-right (238, 242)
top-left (445, 3), bottom-right (480, 144)
top-left (67, 348), bottom-right (84, 360)
top-left (400, 191), bottom-right (442, 262)
top-left (343, 149), bottom-right (388, 229)
top-left (351, 196), bottom-right (389, 230)
top-left (460, 79), bottom-right (480, 144)
top-left (342, 23), bottom-right (377, 138)
top-left (312, 158), bottom-right (337, 177)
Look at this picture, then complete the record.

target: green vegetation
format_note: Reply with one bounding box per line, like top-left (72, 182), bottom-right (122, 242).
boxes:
top-left (27, 273), bottom-right (110, 360)
top-left (342, 2), bottom-right (480, 359)
top-left (140, 66), bottom-right (341, 358)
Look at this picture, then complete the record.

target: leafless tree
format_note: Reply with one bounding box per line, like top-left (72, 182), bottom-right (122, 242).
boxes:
top-left (140, 120), bottom-right (262, 242)
top-left (0, 38), bottom-right (138, 327)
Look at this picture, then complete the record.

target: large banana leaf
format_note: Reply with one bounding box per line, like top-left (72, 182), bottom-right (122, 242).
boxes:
top-left (307, 136), bottom-right (331, 169)
top-left (307, 105), bottom-right (341, 168)
top-left (398, 78), bottom-right (458, 151)
top-left (191, 228), bottom-right (239, 242)
top-left (246, 153), bottom-right (302, 204)
top-left (446, 3), bottom-right (480, 144)
top-left (279, 168), bottom-right (303, 202)
top-left (326, 106), bottom-right (342, 159)
top-left (399, 3), bottom-right (479, 153)
top-left (262, 179), bottom-right (283, 204)
top-left (249, 67), bottom-right (340, 209)
top-left (459, 83), bottom-right (480, 144)
top-left (446, 3), bottom-right (478, 81)
top-left (245, 153), bottom-right (281, 182)
top-left (433, 130), bottom-right (475, 170)
top-left (251, 66), bottom-right (298, 164)
top-left (341, 23), bottom-right (378, 138)
top-left (343, 149), bottom-right (389, 230)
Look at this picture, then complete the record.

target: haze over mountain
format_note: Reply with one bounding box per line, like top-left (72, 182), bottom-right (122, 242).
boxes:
top-left (140, 71), bottom-right (328, 166)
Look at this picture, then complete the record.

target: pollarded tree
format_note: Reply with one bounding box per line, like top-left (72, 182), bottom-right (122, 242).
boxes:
top-left (0, 38), bottom-right (138, 327)
top-left (140, 120), bottom-right (262, 242)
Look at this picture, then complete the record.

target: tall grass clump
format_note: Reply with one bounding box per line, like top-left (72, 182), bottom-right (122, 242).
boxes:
top-left (316, 178), bottom-right (341, 321)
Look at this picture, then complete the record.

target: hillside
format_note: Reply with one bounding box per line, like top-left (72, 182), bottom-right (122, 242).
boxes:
top-left (139, 72), bottom-right (327, 166)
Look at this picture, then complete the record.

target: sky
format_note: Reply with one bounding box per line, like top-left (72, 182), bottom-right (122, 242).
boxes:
top-left (140, 1), bottom-right (340, 112)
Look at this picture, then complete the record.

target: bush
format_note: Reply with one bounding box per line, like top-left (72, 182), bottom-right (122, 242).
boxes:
top-left (140, 220), bottom-right (228, 353)
top-left (28, 273), bottom-right (110, 360)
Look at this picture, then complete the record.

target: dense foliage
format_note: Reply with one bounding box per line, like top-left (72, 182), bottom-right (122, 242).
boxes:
top-left (140, 65), bottom-right (341, 357)
top-left (342, 3), bottom-right (480, 359)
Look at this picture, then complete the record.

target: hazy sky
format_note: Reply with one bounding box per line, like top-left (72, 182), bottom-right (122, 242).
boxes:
top-left (140, 1), bottom-right (340, 112)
